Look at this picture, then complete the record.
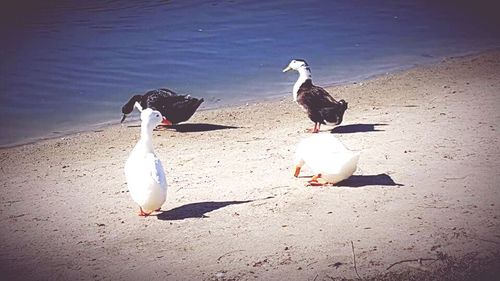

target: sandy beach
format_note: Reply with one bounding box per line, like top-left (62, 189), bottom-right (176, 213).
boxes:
top-left (1, 50), bottom-right (499, 280)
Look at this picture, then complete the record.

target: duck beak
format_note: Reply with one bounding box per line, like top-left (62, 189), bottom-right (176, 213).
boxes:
top-left (120, 114), bottom-right (127, 123)
top-left (282, 65), bottom-right (292, 73)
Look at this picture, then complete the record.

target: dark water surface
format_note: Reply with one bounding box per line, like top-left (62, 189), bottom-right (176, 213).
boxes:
top-left (1, 0), bottom-right (499, 146)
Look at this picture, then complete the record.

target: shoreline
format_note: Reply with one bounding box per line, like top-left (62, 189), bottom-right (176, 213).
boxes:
top-left (2, 47), bottom-right (499, 150)
top-left (1, 49), bottom-right (499, 280)
top-left (321, 46), bottom-right (500, 89)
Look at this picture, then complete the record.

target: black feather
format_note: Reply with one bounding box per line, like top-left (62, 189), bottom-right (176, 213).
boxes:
top-left (296, 79), bottom-right (348, 126)
top-left (121, 95), bottom-right (143, 115)
top-left (121, 88), bottom-right (204, 124)
top-left (318, 100), bottom-right (348, 125)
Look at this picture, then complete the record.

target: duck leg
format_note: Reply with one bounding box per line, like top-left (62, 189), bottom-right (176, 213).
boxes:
top-left (307, 174), bottom-right (330, 186)
top-left (138, 207), bottom-right (152, 217)
top-left (314, 123), bottom-right (321, 133)
top-left (294, 166), bottom-right (301, 177)
top-left (306, 123), bottom-right (320, 133)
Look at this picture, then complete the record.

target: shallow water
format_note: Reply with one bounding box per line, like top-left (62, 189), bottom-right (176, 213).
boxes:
top-left (1, 0), bottom-right (499, 146)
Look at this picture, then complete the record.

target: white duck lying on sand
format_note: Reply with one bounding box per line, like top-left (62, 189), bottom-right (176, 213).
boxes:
top-left (125, 108), bottom-right (167, 216)
top-left (294, 134), bottom-right (360, 186)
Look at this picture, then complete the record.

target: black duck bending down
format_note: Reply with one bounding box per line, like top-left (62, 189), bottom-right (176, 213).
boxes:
top-left (283, 59), bottom-right (348, 133)
top-left (121, 88), bottom-right (204, 125)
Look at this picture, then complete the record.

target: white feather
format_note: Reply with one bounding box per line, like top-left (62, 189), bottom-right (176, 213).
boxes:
top-left (124, 108), bottom-right (167, 212)
top-left (294, 134), bottom-right (360, 183)
top-left (283, 59), bottom-right (312, 102)
top-left (134, 101), bottom-right (143, 112)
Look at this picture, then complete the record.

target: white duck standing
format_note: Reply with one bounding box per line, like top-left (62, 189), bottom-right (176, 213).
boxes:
top-left (125, 108), bottom-right (167, 216)
top-left (294, 134), bottom-right (360, 186)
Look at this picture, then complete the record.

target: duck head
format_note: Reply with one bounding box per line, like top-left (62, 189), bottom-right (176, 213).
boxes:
top-left (140, 108), bottom-right (163, 129)
top-left (339, 99), bottom-right (348, 110)
top-left (336, 100), bottom-right (348, 125)
top-left (282, 59), bottom-right (310, 73)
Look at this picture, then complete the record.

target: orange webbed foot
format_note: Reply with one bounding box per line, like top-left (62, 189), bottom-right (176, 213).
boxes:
top-left (138, 207), bottom-right (152, 217)
top-left (306, 174), bottom-right (332, 187)
top-left (305, 127), bottom-right (319, 133)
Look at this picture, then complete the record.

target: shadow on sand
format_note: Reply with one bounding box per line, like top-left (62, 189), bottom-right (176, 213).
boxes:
top-left (339, 173), bottom-right (403, 188)
top-left (162, 123), bottom-right (238, 132)
top-left (157, 200), bottom-right (253, 221)
top-left (128, 123), bottom-right (238, 132)
top-left (331, 123), bottom-right (387, 134)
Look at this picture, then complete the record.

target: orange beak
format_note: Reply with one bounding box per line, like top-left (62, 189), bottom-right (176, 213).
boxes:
top-left (294, 166), bottom-right (301, 177)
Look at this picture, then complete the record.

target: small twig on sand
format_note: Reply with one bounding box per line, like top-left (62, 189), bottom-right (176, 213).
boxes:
top-left (236, 138), bottom-right (264, 143)
top-left (312, 274), bottom-right (318, 281)
top-left (307, 261), bottom-right (318, 267)
top-left (216, 250), bottom-right (244, 262)
top-left (420, 203), bottom-right (449, 209)
top-left (443, 175), bottom-right (468, 181)
top-left (386, 258), bottom-right (438, 271)
top-left (476, 238), bottom-right (500, 245)
top-left (351, 241), bottom-right (361, 279)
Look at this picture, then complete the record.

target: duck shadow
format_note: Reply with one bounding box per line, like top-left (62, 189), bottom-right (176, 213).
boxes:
top-left (339, 173), bottom-right (403, 188)
top-left (164, 123), bottom-right (239, 132)
top-left (126, 123), bottom-right (239, 131)
top-left (331, 123), bottom-right (387, 134)
top-left (157, 200), bottom-right (253, 221)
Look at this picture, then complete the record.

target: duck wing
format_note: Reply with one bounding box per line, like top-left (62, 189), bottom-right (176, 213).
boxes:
top-left (143, 88), bottom-right (179, 108)
top-left (296, 80), bottom-right (344, 124)
top-left (166, 96), bottom-right (204, 124)
top-left (297, 79), bottom-right (339, 108)
top-left (149, 154), bottom-right (167, 188)
top-left (317, 100), bottom-right (348, 125)
top-left (119, 88), bottom-right (201, 124)
top-left (143, 89), bottom-right (203, 124)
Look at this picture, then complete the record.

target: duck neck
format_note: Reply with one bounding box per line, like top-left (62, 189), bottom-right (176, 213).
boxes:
top-left (138, 124), bottom-right (155, 153)
top-left (122, 95), bottom-right (143, 114)
top-left (134, 101), bottom-right (143, 112)
top-left (293, 67), bottom-right (312, 101)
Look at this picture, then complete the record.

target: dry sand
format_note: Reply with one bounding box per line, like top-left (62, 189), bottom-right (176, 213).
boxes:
top-left (1, 50), bottom-right (499, 281)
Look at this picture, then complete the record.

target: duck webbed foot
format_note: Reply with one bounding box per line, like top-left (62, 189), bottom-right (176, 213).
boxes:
top-left (306, 123), bottom-right (321, 133)
top-left (306, 174), bottom-right (332, 186)
top-left (138, 207), bottom-right (153, 217)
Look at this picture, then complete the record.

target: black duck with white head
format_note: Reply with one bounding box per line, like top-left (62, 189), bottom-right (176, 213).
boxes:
top-left (121, 88), bottom-right (204, 125)
top-left (283, 59), bottom-right (347, 133)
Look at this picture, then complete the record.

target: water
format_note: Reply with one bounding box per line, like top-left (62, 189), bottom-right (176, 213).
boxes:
top-left (1, 0), bottom-right (499, 147)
